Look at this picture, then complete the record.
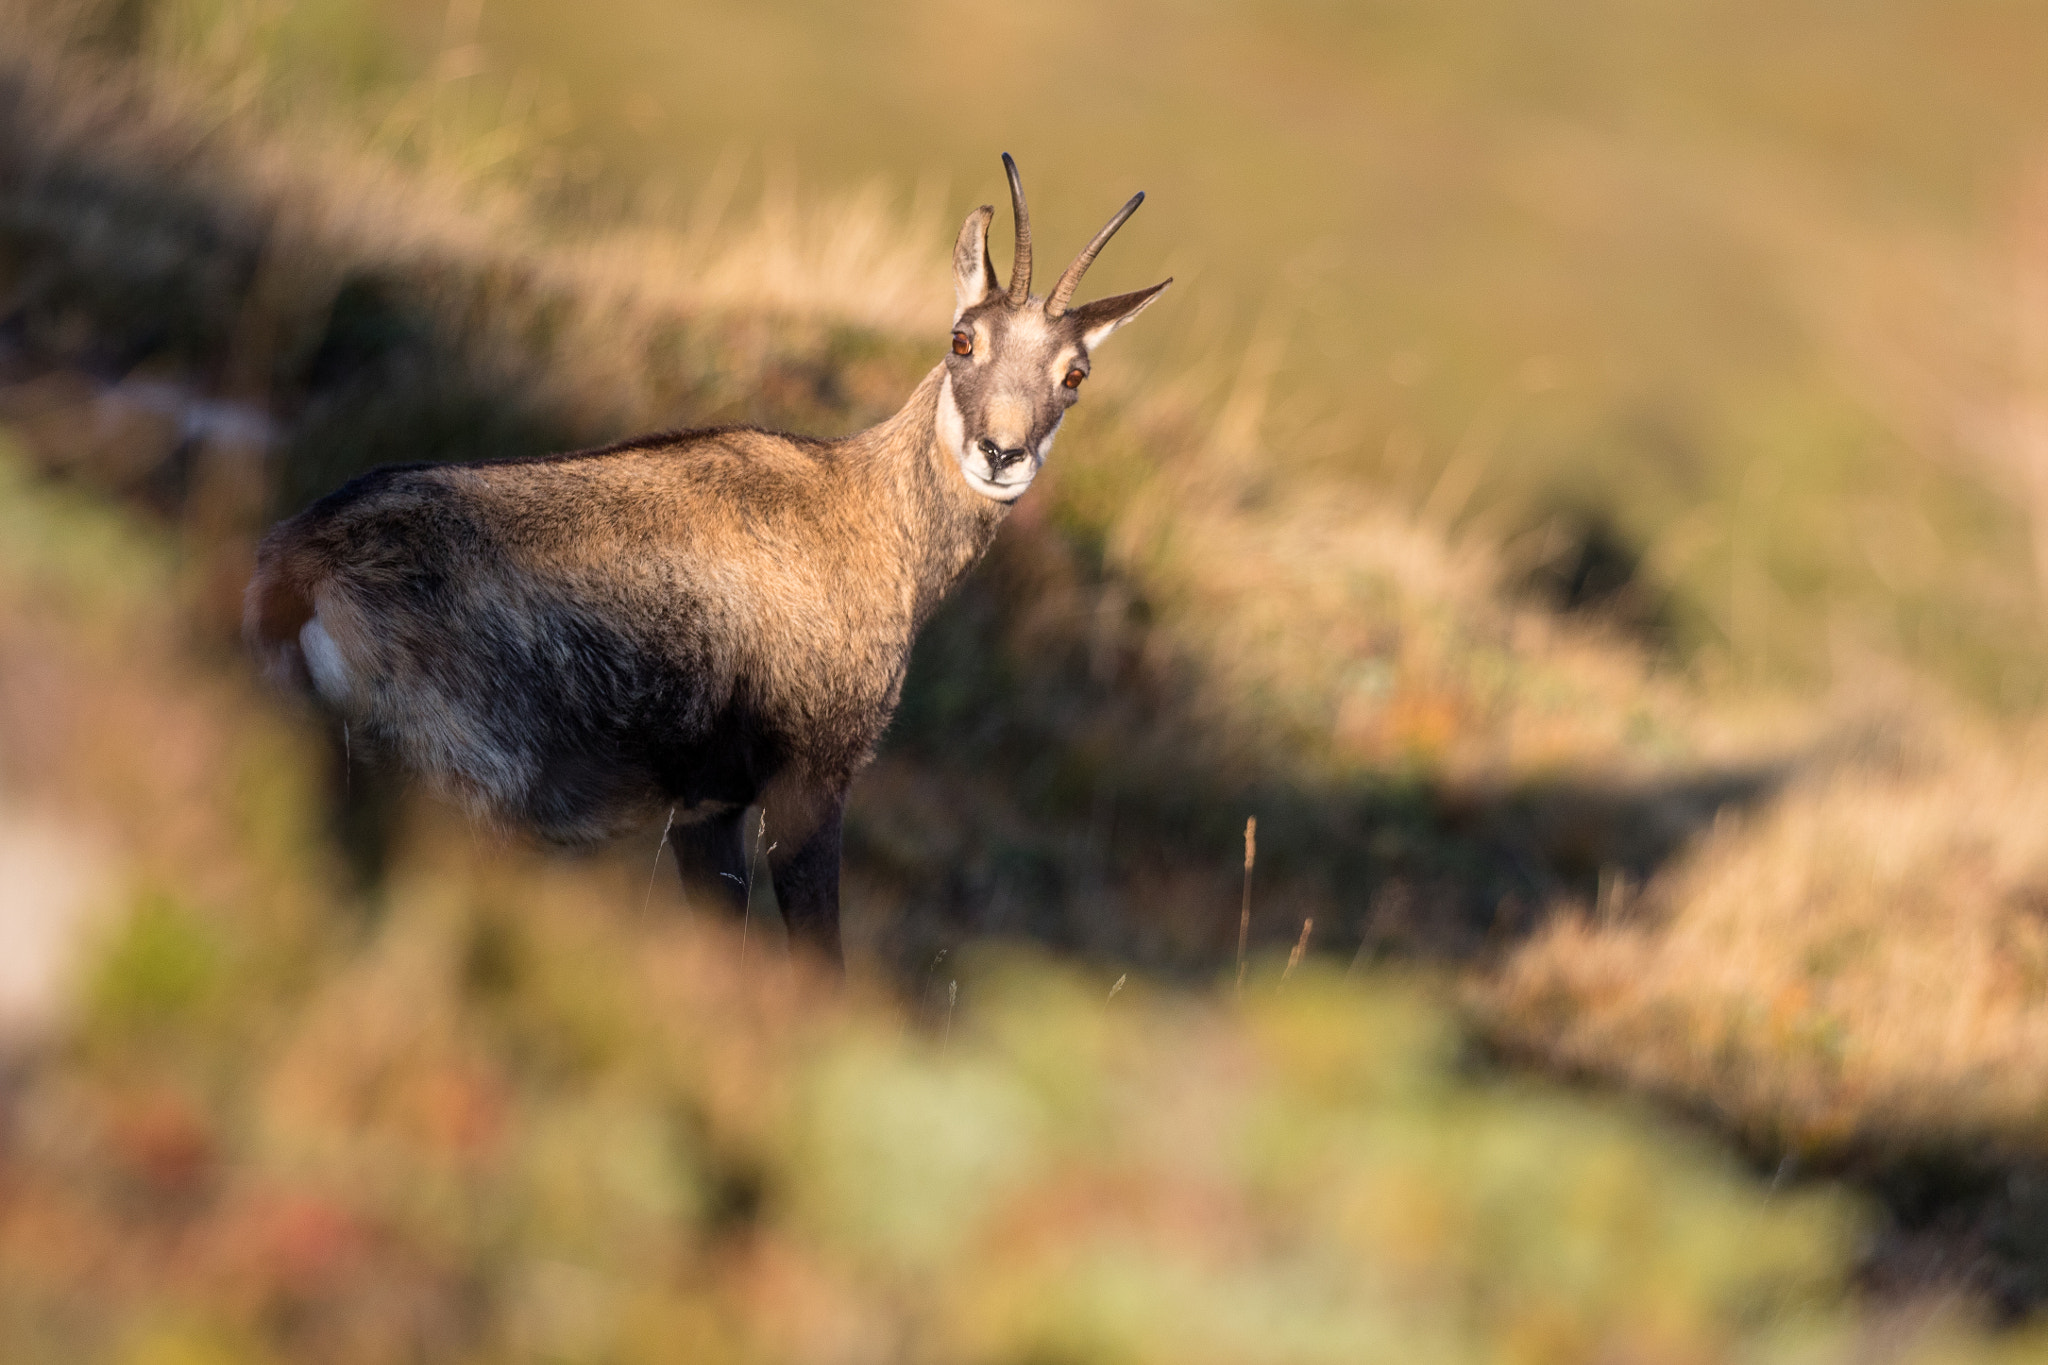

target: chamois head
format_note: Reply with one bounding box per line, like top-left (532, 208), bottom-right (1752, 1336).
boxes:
top-left (939, 154), bottom-right (1170, 502)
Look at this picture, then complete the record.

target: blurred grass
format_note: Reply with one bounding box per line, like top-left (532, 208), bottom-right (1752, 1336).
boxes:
top-left (1481, 712), bottom-right (2048, 1161)
top-left (0, 0), bottom-right (1789, 976)
top-left (24, 0), bottom-right (2048, 1342)
top-left (0, 435), bottom-right (2027, 1363)
top-left (234, 0), bottom-right (2048, 702)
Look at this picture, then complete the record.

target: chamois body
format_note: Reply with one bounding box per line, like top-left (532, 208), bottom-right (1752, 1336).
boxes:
top-left (247, 156), bottom-right (1168, 964)
top-left (253, 375), bottom-right (992, 840)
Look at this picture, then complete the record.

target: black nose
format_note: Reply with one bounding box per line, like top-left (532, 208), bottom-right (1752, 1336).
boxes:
top-left (978, 438), bottom-right (1030, 471)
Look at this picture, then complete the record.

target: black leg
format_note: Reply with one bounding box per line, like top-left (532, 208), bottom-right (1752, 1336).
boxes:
top-left (670, 807), bottom-right (750, 918)
top-left (766, 794), bottom-right (846, 968)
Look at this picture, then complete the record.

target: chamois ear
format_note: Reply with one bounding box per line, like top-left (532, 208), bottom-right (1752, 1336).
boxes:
top-left (1068, 279), bottom-right (1172, 351)
top-left (953, 204), bottom-right (999, 318)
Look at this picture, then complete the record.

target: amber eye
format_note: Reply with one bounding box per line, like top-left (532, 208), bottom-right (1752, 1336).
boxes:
top-left (1063, 367), bottom-right (1086, 389)
top-left (952, 331), bottom-right (973, 356)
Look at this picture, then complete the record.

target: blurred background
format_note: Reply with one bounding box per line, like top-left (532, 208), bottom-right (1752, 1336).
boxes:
top-left (11, 0), bottom-right (2048, 1359)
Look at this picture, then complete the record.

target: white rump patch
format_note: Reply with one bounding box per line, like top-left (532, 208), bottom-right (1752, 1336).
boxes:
top-left (300, 614), bottom-right (353, 706)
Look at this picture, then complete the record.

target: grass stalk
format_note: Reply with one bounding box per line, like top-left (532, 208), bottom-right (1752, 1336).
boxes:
top-left (1236, 816), bottom-right (1256, 996)
top-left (641, 805), bottom-right (676, 914)
top-left (1284, 917), bottom-right (1314, 980)
top-left (741, 808), bottom-right (767, 971)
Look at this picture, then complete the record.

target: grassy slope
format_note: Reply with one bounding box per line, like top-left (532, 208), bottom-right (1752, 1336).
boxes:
top-left (346, 0), bottom-right (2048, 1212)
top-left (393, 0), bottom-right (2048, 702)
top-left (0, 7), bottom-right (1752, 974)
top-left (20, 0), bottom-right (2048, 1336)
top-left (0, 432), bottom-right (2036, 1365)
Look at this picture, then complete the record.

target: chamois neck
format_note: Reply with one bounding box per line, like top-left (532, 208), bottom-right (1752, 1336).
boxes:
top-left (841, 363), bottom-right (1009, 621)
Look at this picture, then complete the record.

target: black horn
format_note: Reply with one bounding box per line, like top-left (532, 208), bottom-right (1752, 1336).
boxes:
top-left (1047, 191), bottom-right (1144, 318)
top-left (1003, 153), bottom-right (1032, 304)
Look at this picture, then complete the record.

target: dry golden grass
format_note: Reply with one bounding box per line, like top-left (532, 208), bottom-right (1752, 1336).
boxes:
top-left (32, 6), bottom-right (2048, 1315)
top-left (1481, 709), bottom-right (2048, 1157)
top-left (1115, 462), bottom-right (1741, 784)
top-left (5, 1), bottom-right (949, 341)
top-left (0, 0), bottom-right (1777, 973)
top-left (9, 438), bottom-right (2002, 1365)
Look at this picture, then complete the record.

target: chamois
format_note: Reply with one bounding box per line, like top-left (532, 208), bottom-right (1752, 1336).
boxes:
top-left (246, 155), bottom-right (1170, 965)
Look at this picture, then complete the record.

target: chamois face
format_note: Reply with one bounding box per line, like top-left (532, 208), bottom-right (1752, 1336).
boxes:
top-left (939, 157), bottom-right (1170, 504)
top-left (940, 289), bottom-right (1086, 502)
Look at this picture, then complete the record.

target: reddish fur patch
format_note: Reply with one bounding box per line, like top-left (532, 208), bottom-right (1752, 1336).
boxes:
top-left (243, 537), bottom-right (323, 689)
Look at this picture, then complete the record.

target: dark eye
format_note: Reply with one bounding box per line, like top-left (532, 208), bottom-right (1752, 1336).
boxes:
top-left (1063, 367), bottom-right (1085, 389)
top-left (952, 331), bottom-right (973, 356)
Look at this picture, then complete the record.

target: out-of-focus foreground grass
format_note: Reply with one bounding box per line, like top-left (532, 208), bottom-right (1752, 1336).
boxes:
top-left (19, 0), bottom-right (2048, 1348)
top-left (0, 443), bottom-right (2026, 1365)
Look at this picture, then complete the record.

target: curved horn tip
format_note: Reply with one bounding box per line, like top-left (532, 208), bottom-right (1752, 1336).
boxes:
top-left (1002, 153), bottom-right (1033, 304)
top-left (1045, 189), bottom-right (1150, 317)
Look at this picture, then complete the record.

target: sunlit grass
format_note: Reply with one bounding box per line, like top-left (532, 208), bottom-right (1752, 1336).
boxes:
top-left (0, 442), bottom-right (1942, 1363)
top-left (1479, 707), bottom-right (2048, 1159)
top-left (24, 0), bottom-right (2048, 1343)
top-left (346, 0), bottom-right (2048, 699)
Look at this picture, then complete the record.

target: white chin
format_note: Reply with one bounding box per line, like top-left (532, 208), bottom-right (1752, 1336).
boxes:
top-left (958, 465), bottom-right (1032, 502)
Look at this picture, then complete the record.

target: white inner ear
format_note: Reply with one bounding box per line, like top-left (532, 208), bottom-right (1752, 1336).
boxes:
top-left (1081, 289), bottom-right (1164, 351)
top-left (953, 216), bottom-right (995, 320)
top-left (1081, 312), bottom-right (1134, 352)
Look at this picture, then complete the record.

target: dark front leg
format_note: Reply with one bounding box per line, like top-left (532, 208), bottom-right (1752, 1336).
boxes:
top-left (766, 793), bottom-right (846, 969)
top-left (670, 806), bottom-right (750, 918)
